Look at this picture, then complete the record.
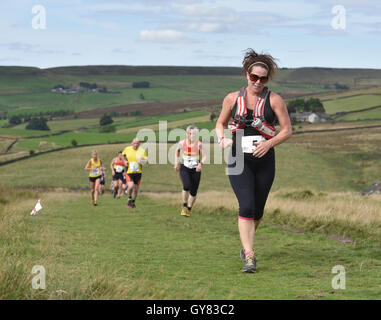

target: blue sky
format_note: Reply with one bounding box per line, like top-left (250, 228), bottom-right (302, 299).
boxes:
top-left (0, 0), bottom-right (380, 69)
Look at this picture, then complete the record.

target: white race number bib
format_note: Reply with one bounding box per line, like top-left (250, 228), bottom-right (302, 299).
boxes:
top-left (183, 156), bottom-right (198, 169)
top-left (241, 135), bottom-right (266, 153)
top-left (91, 168), bottom-right (100, 176)
top-left (129, 161), bottom-right (139, 172)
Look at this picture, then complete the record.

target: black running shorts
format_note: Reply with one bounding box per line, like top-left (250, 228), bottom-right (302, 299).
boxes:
top-left (179, 164), bottom-right (201, 197)
top-left (89, 175), bottom-right (101, 183)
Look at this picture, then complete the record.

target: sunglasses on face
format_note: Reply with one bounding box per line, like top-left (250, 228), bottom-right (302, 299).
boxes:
top-left (249, 73), bottom-right (268, 83)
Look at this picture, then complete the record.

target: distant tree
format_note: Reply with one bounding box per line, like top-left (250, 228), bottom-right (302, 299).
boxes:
top-left (140, 93), bottom-right (145, 100)
top-left (335, 83), bottom-right (349, 90)
top-left (130, 110), bottom-right (142, 116)
top-left (71, 139), bottom-right (78, 147)
top-left (210, 112), bottom-right (217, 121)
top-left (99, 124), bottom-right (116, 133)
top-left (9, 115), bottom-right (22, 125)
top-left (79, 82), bottom-right (90, 88)
top-left (26, 117), bottom-right (50, 131)
top-left (132, 81), bottom-right (150, 88)
top-left (287, 99), bottom-right (305, 113)
top-left (306, 97), bottom-right (325, 113)
top-left (287, 97), bottom-right (325, 114)
top-left (99, 114), bottom-right (114, 126)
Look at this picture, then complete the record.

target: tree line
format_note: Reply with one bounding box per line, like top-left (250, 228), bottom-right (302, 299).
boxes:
top-left (286, 97), bottom-right (326, 114)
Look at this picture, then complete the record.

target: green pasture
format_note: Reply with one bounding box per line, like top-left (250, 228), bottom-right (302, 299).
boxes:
top-left (323, 94), bottom-right (381, 115)
top-left (336, 107), bottom-right (381, 121)
top-left (0, 187), bottom-right (380, 299)
top-left (0, 72), bottom-right (329, 116)
top-left (1, 136), bottom-right (380, 193)
top-left (1, 123), bottom-right (381, 300)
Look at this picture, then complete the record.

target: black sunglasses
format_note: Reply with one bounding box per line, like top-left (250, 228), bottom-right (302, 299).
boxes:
top-left (249, 73), bottom-right (268, 83)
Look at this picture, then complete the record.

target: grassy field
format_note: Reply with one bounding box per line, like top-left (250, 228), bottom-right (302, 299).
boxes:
top-left (0, 111), bottom-right (209, 158)
top-left (323, 95), bottom-right (381, 115)
top-left (335, 107), bottom-right (381, 121)
top-left (5, 111), bottom-right (207, 135)
top-left (0, 135), bottom-right (380, 299)
top-left (1, 187), bottom-right (380, 300)
top-left (3, 65), bottom-right (370, 116)
top-left (2, 124), bottom-right (380, 191)
top-left (1, 65), bottom-right (381, 300)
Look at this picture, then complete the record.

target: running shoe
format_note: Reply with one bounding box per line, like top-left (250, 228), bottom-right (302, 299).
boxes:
top-left (240, 248), bottom-right (246, 262)
top-left (127, 200), bottom-right (134, 208)
top-left (241, 253), bottom-right (256, 273)
top-left (180, 207), bottom-right (190, 217)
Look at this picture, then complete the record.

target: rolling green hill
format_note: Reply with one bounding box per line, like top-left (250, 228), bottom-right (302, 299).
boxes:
top-left (1, 65), bottom-right (381, 117)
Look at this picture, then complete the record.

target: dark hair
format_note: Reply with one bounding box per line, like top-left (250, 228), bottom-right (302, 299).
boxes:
top-left (242, 48), bottom-right (278, 79)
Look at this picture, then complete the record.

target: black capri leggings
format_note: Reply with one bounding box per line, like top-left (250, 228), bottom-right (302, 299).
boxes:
top-left (180, 164), bottom-right (201, 197)
top-left (228, 148), bottom-right (275, 221)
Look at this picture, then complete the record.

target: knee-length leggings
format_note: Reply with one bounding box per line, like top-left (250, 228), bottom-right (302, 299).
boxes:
top-left (228, 149), bottom-right (275, 221)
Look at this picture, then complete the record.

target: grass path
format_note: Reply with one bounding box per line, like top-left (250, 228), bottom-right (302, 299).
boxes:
top-left (1, 190), bottom-right (380, 299)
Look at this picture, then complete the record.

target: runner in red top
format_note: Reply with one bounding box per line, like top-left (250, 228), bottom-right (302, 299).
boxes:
top-left (110, 151), bottom-right (128, 199)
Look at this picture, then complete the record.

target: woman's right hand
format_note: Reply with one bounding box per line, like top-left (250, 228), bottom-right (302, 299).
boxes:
top-left (220, 138), bottom-right (233, 149)
top-left (174, 164), bottom-right (180, 172)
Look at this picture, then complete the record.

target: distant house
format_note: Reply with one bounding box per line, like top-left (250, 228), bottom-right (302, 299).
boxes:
top-left (290, 112), bottom-right (333, 123)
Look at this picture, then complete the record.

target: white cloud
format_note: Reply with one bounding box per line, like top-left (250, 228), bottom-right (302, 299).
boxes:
top-left (188, 22), bottom-right (225, 33)
top-left (139, 29), bottom-right (185, 42)
top-left (0, 42), bottom-right (65, 55)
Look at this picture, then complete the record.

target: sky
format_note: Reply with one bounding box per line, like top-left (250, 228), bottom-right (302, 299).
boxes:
top-left (0, 0), bottom-right (380, 69)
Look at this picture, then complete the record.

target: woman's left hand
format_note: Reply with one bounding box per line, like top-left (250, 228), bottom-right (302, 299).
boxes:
top-left (253, 141), bottom-right (272, 158)
top-left (196, 163), bottom-right (202, 172)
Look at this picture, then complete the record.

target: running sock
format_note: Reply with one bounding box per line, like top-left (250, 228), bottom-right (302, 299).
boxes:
top-left (187, 206), bottom-right (192, 211)
top-left (245, 250), bottom-right (254, 257)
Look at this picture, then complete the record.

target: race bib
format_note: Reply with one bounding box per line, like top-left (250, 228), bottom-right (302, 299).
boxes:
top-left (241, 135), bottom-right (266, 153)
top-left (183, 156), bottom-right (198, 169)
top-left (115, 165), bottom-right (123, 173)
top-left (91, 168), bottom-right (100, 176)
top-left (129, 161), bottom-right (139, 172)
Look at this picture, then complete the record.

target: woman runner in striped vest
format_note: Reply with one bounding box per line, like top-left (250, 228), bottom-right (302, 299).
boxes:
top-left (216, 49), bottom-right (292, 273)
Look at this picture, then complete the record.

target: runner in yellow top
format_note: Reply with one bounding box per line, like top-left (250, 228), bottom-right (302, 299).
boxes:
top-left (84, 150), bottom-right (105, 206)
top-left (122, 138), bottom-right (148, 209)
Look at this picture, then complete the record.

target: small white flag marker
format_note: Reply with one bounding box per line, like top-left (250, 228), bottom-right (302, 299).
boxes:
top-left (30, 199), bottom-right (42, 216)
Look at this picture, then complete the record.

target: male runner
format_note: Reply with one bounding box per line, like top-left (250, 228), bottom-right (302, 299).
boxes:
top-left (122, 138), bottom-right (148, 208)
